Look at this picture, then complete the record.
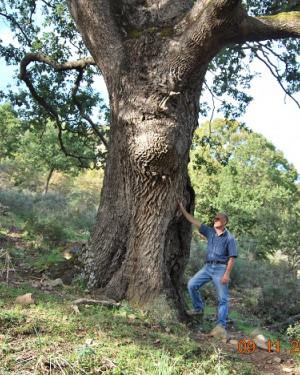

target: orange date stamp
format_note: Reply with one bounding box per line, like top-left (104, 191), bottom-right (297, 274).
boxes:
top-left (237, 340), bottom-right (300, 354)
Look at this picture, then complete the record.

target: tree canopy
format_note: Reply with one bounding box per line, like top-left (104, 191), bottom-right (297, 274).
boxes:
top-left (0, 1), bottom-right (109, 167)
top-left (0, 0), bottom-right (300, 140)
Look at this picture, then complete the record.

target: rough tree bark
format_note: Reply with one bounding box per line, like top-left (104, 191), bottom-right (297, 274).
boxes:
top-left (66, 0), bottom-right (300, 314)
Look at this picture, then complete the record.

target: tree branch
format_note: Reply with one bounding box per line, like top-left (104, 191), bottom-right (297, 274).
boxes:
top-left (18, 53), bottom-right (99, 166)
top-left (66, 0), bottom-right (124, 79)
top-left (168, 0), bottom-right (244, 88)
top-left (179, 0), bottom-right (241, 26)
top-left (252, 46), bottom-right (300, 110)
top-left (0, 11), bottom-right (32, 45)
top-left (20, 53), bottom-right (96, 73)
top-left (72, 69), bottom-right (109, 149)
top-left (238, 12), bottom-right (300, 43)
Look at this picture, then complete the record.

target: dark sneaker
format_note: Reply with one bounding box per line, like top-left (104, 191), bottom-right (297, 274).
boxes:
top-left (186, 309), bottom-right (204, 317)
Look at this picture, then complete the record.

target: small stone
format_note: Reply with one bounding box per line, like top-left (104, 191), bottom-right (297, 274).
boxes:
top-left (249, 329), bottom-right (261, 338)
top-left (85, 338), bottom-right (93, 346)
top-left (229, 339), bottom-right (239, 346)
top-left (127, 314), bottom-right (136, 320)
top-left (253, 338), bottom-right (270, 351)
top-left (42, 278), bottom-right (64, 287)
top-left (249, 329), bottom-right (268, 342)
top-left (31, 281), bottom-right (40, 288)
top-left (283, 368), bottom-right (293, 373)
top-left (15, 293), bottom-right (35, 305)
top-left (274, 357), bottom-right (283, 364)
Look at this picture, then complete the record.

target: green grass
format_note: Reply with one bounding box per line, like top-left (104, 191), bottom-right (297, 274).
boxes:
top-left (0, 282), bottom-right (257, 375)
top-left (1, 178), bottom-right (298, 374)
top-left (24, 248), bottom-right (65, 271)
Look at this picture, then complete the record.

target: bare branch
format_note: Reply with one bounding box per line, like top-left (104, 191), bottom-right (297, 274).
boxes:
top-left (20, 52), bottom-right (96, 73)
top-left (18, 53), bottom-right (99, 166)
top-left (203, 80), bottom-right (219, 124)
top-left (0, 11), bottom-right (32, 45)
top-left (72, 69), bottom-right (109, 149)
top-left (252, 47), bottom-right (300, 110)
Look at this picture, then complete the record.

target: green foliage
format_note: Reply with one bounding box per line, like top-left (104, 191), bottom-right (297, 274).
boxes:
top-left (189, 119), bottom-right (300, 258)
top-left (0, 103), bottom-right (107, 192)
top-left (287, 323), bottom-right (300, 340)
top-left (206, 45), bottom-right (255, 118)
top-left (256, 273), bottom-right (300, 328)
top-left (229, 257), bottom-right (270, 289)
top-left (0, 1), bottom-right (109, 168)
top-left (0, 186), bottom-right (35, 221)
top-left (0, 311), bottom-right (26, 332)
top-left (26, 248), bottom-right (65, 271)
top-left (0, 103), bottom-right (23, 161)
top-left (279, 205), bottom-right (300, 272)
top-left (215, 133), bottom-right (299, 256)
top-left (0, 172), bottom-right (102, 241)
top-left (230, 259), bottom-right (300, 330)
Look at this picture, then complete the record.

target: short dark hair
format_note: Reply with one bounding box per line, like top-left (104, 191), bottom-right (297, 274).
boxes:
top-left (219, 212), bottom-right (229, 223)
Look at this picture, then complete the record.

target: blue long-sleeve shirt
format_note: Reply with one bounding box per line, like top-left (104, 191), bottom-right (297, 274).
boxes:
top-left (199, 224), bottom-right (238, 263)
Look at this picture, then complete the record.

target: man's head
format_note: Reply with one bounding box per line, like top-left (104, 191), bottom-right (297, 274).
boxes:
top-left (214, 212), bottom-right (228, 231)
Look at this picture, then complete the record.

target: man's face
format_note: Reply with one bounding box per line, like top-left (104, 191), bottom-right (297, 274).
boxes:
top-left (214, 213), bottom-right (227, 230)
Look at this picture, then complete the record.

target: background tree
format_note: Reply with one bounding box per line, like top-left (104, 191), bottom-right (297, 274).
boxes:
top-left (12, 124), bottom-right (86, 194)
top-left (190, 119), bottom-right (299, 259)
top-left (0, 103), bottom-right (104, 193)
top-left (215, 132), bottom-right (299, 257)
top-left (280, 204), bottom-right (300, 274)
top-left (189, 118), bottom-right (252, 224)
top-left (1, 0), bottom-right (300, 314)
top-left (0, 103), bottom-right (22, 161)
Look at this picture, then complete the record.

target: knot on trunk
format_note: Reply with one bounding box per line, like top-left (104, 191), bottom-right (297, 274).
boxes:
top-left (128, 123), bottom-right (184, 177)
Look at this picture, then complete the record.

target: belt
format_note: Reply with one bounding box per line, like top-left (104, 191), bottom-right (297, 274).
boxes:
top-left (206, 261), bottom-right (227, 265)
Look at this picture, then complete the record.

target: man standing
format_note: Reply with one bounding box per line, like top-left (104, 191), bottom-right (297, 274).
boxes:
top-left (178, 201), bottom-right (237, 334)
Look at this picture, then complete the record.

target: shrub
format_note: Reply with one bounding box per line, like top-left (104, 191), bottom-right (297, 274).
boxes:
top-left (256, 274), bottom-right (300, 328)
top-left (0, 184), bottom-right (98, 242)
top-left (230, 258), bottom-right (270, 289)
top-left (26, 193), bottom-right (74, 241)
top-left (287, 323), bottom-right (300, 340)
top-left (0, 187), bottom-right (34, 220)
top-left (233, 260), bottom-right (300, 330)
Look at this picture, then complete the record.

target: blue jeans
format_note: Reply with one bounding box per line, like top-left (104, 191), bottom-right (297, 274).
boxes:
top-left (187, 263), bottom-right (229, 328)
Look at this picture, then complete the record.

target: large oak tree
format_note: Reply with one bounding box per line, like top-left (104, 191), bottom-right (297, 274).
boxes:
top-left (1, 0), bottom-right (300, 314)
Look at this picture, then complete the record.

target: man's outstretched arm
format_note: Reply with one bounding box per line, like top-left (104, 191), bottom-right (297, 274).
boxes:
top-left (178, 201), bottom-right (201, 229)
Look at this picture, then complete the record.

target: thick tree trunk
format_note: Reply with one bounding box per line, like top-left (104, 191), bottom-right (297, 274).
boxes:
top-left (66, 0), bottom-right (255, 314)
top-left (84, 65), bottom-right (206, 313)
